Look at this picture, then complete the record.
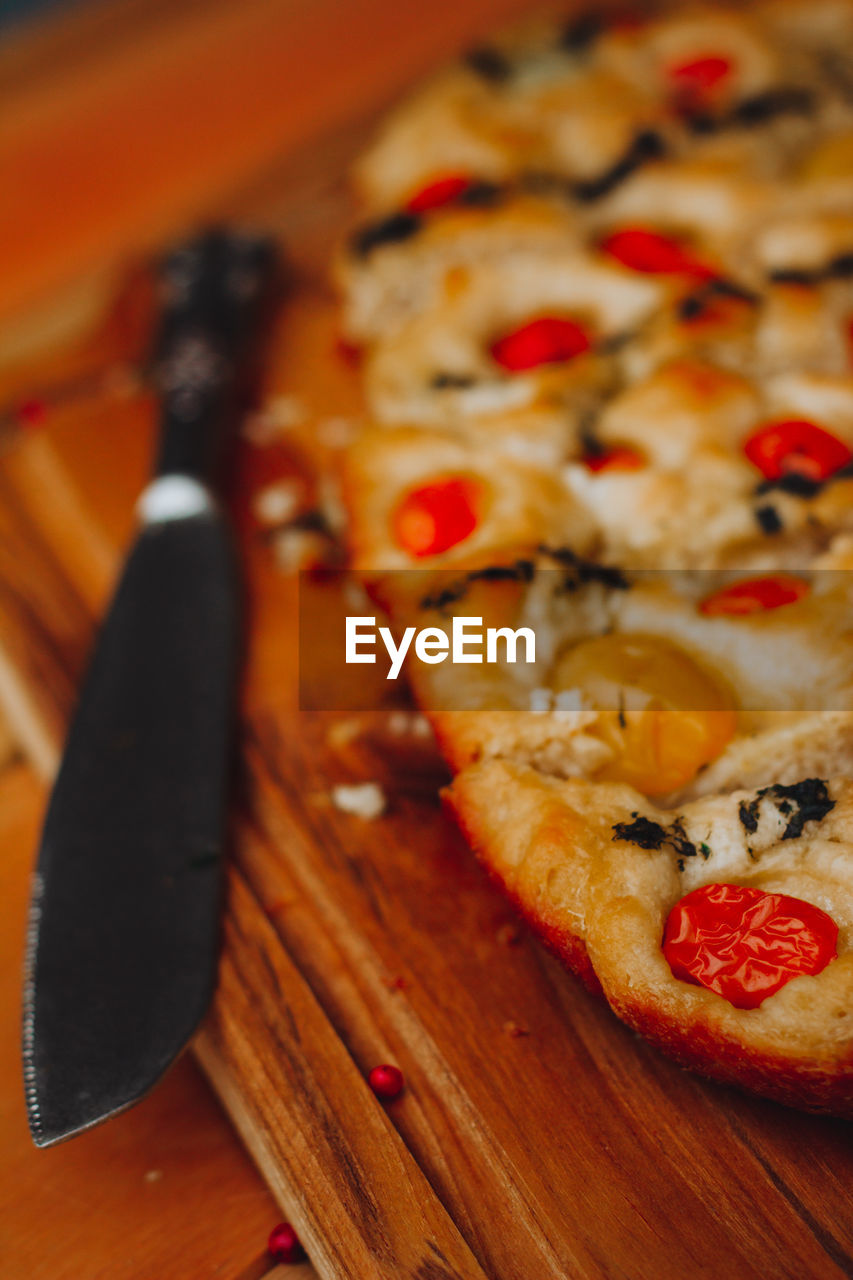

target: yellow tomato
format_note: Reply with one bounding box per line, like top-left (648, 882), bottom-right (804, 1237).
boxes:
top-left (551, 632), bottom-right (737, 795)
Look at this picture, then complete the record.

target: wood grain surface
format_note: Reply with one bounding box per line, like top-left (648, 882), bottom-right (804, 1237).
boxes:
top-left (2, 1), bottom-right (853, 1278)
top-left (0, 763), bottom-right (300, 1280)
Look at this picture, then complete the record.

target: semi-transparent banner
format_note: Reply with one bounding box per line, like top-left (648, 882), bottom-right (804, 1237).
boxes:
top-left (298, 566), bottom-right (853, 713)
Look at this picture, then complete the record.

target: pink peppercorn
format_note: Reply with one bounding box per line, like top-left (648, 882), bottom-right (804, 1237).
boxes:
top-left (368, 1063), bottom-right (405, 1100)
top-left (267, 1221), bottom-right (306, 1265)
top-left (16, 398), bottom-right (48, 429)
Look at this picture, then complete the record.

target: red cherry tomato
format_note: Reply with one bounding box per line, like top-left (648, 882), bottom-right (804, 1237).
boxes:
top-left (744, 419), bottom-right (853, 483)
top-left (668, 54), bottom-right (733, 98)
top-left (393, 476), bottom-right (481, 557)
top-left (405, 174), bottom-right (473, 214)
top-left (583, 446), bottom-right (645, 473)
top-left (490, 317), bottom-right (591, 373)
top-left (699, 575), bottom-right (810, 616)
top-left (663, 882), bottom-right (838, 1009)
top-left (600, 228), bottom-right (713, 278)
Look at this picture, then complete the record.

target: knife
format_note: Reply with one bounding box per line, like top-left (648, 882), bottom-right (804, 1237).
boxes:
top-left (22, 229), bottom-right (277, 1147)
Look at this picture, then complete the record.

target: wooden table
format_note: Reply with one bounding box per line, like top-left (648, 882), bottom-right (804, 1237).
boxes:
top-left (0, 764), bottom-right (302, 1280)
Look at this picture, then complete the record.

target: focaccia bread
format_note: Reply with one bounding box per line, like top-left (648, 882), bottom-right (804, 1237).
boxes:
top-left (335, 0), bottom-right (853, 1112)
top-left (449, 761), bottom-right (853, 1113)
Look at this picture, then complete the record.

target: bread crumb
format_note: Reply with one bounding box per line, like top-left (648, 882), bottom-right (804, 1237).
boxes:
top-left (243, 393), bottom-right (307, 442)
top-left (326, 718), bottom-right (364, 749)
top-left (317, 416), bottom-right (357, 449)
top-left (529, 686), bottom-right (588, 717)
top-left (252, 479), bottom-right (303, 526)
top-left (316, 473), bottom-right (348, 533)
top-left (331, 782), bottom-right (386, 819)
top-left (496, 922), bottom-right (522, 947)
top-left (387, 710), bottom-right (432, 739)
top-left (343, 577), bottom-right (371, 611)
top-left (271, 527), bottom-right (328, 573)
top-left (529, 687), bottom-right (553, 714)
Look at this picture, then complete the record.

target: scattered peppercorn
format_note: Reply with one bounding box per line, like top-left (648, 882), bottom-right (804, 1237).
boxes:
top-left (267, 1222), bottom-right (306, 1266)
top-left (368, 1063), bottom-right (405, 1100)
top-left (16, 398), bottom-right (48, 429)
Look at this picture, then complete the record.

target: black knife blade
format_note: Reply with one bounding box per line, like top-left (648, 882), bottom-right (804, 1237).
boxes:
top-left (23, 229), bottom-right (277, 1147)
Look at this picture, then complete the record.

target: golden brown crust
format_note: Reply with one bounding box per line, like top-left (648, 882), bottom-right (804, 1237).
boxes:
top-left (445, 760), bottom-right (605, 994)
top-left (447, 760), bottom-right (853, 1113)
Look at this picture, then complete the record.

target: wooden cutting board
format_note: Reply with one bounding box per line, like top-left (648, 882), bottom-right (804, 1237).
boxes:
top-left (2, 75), bottom-right (853, 1280)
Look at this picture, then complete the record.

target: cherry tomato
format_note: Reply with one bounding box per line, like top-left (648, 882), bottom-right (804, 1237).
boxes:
top-left (405, 174), bottom-right (473, 214)
top-left (699, 575), bottom-right (810, 616)
top-left (600, 228), bottom-right (713, 278)
top-left (663, 882), bottom-right (838, 1009)
top-left (490, 317), bottom-right (591, 372)
top-left (583, 446), bottom-right (645, 473)
top-left (744, 419), bottom-right (853, 483)
top-left (668, 53), bottom-right (733, 102)
top-left (679, 291), bottom-right (752, 331)
top-left (392, 476), bottom-right (481, 557)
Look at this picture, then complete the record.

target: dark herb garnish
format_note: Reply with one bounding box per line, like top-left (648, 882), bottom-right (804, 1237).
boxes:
top-left (539, 545), bottom-right (630, 591)
top-left (769, 251), bottom-right (853, 287)
top-left (768, 266), bottom-right (818, 286)
top-left (596, 329), bottom-right (635, 355)
top-left (828, 252), bottom-right (853, 279)
top-left (677, 276), bottom-right (758, 321)
top-left (464, 44), bottom-right (512, 83)
top-left (733, 86), bottom-right (814, 127)
top-left (755, 504), bottom-right (782, 535)
top-left (456, 181), bottom-right (504, 207)
top-left (572, 130), bottom-right (665, 202)
top-left (612, 813), bottom-right (669, 849)
top-left (612, 812), bottom-right (703, 868)
top-left (738, 798), bottom-right (760, 834)
top-left (579, 417), bottom-right (605, 457)
top-left (431, 371), bottom-right (476, 390)
top-left (737, 779), bottom-right (834, 840)
top-left (687, 85), bottom-right (815, 136)
top-left (351, 211), bottom-right (422, 258)
top-left (559, 12), bottom-right (603, 53)
top-left (420, 559), bottom-right (535, 611)
top-left (756, 472), bottom-right (823, 499)
top-left (753, 460), bottom-right (853, 502)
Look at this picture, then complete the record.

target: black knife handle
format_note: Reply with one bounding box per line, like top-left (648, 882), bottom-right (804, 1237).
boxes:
top-left (152, 229), bottom-right (276, 486)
